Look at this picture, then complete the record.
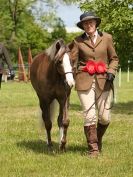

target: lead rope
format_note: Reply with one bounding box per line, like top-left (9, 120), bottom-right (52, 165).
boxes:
top-left (84, 80), bottom-right (114, 115)
top-left (104, 81), bottom-right (114, 110)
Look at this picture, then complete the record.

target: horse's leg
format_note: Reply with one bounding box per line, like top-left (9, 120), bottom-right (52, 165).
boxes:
top-left (58, 98), bottom-right (70, 151)
top-left (0, 74), bottom-right (2, 89)
top-left (40, 101), bottom-right (52, 148)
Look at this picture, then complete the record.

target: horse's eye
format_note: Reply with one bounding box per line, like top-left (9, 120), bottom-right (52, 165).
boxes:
top-left (57, 60), bottom-right (62, 64)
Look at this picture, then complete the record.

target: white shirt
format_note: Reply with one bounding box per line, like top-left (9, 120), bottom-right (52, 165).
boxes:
top-left (86, 30), bottom-right (98, 44)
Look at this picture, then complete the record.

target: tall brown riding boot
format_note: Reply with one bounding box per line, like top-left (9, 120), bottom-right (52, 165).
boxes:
top-left (84, 124), bottom-right (99, 157)
top-left (97, 122), bottom-right (109, 152)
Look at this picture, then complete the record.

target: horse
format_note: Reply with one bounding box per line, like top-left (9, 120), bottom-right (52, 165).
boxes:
top-left (30, 39), bottom-right (75, 151)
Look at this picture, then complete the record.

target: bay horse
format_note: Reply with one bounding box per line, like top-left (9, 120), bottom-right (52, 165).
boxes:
top-left (30, 39), bottom-right (75, 151)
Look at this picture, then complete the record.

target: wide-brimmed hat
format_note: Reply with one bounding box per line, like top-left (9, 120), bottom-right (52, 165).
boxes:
top-left (77, 11), bottom-right (101, 30)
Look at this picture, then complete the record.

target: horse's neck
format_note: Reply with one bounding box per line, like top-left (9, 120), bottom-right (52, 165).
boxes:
top-left (47, 62), bottom-right (60, 82)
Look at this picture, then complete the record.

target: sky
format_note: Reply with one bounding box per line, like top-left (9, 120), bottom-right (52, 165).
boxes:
top-left (36, 1), bottom-right (83, 32)
top-left (56, 3), bottom-right (83, 32)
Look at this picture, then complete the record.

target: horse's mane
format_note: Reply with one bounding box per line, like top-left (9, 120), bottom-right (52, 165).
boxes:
top-left (45, 42), bottom-right (57, 60)
top-left (45, 39), bottom-right (65, 61)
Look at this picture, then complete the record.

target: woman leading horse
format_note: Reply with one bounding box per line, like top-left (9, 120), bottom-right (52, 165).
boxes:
top-left (68, 11), bottom-right (119, 157)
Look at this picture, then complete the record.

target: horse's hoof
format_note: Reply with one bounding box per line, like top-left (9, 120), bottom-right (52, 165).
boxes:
top-left (47, 143), bottom-right (53, 151)
top-left (59, 144), bottom-right (66, 153)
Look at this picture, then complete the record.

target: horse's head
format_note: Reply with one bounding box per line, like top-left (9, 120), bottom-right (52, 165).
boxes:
top-left (46, 39), bottom-right (66, 62)
top-left (46, 39), bottom-right (75, 88)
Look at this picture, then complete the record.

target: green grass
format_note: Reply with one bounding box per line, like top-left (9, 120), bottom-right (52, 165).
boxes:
top-left (0, 72), bottom-right (133, 177)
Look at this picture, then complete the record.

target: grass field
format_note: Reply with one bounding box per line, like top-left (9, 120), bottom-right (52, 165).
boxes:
top-left (0, 72), bottom-right (133, 177)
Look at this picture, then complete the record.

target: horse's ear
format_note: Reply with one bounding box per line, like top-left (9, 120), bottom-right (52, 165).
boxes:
top-left (67, 42), bottom-right (74, 50)
top-left (56, 39), bottom-right (64, 51)
top-left (54, 40), bottom-right (66, 62)
top-left (56, 41), bottom-right (61, 51)
top-left (45, 39), bottom-right (63, 61)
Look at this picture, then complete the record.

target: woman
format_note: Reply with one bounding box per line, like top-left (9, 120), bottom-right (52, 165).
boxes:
top-left (68, 11), bottom-right (119, 157)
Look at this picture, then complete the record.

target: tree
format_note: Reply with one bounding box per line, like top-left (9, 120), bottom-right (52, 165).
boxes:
top-left (79, 0), bottom-right (133, 70)
top-left (0, 0), bottom-right (80, 63)
top-left (0, 0), bottom-right (52, 62)
top-left (7, 0), bottom-right (38, 40)
top-left (51, 18), bottom-right (67, 41)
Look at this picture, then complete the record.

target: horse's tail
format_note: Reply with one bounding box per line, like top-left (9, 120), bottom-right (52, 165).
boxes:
top-left (50, 99), bottom-right (59, 122)
top-left (39, 99), bottom-right (59, 128)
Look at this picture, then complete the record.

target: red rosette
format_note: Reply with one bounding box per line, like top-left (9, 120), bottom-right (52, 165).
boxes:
top-left (82, 66), bottom-right (88, 72)
top-left (83, 60), bottom-right (96, 74)
top-left (95, 61), bottom-right (107, 74)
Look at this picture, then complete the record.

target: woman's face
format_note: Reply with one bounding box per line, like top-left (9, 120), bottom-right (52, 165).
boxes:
top-left (82, 19), bottom-right (97, 36)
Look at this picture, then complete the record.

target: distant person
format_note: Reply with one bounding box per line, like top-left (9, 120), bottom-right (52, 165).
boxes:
top-left (0, 43), bottom-right (15, 88)
top-left (68, 11), bottom-right (119, 157)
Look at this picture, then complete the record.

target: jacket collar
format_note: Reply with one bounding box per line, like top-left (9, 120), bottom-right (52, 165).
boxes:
top-left (81, 31), bottom-right (103, 48)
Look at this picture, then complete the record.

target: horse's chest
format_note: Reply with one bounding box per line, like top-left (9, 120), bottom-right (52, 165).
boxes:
top-left (39, 81), bottom-right (66, 98)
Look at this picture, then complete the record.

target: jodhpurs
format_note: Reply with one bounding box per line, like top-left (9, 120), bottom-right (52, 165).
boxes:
top-left (77, 79), bottom-right (113, 126)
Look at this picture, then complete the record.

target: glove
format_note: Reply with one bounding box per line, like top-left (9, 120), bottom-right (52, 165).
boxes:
top-left (107, 73), bottom-right (115, 82)
top-left (9, 70), bottom-right (15, 80)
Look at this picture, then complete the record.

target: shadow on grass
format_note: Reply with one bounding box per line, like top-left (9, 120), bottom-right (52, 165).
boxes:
top-left (17, 140), bottom-right (58, 155)
top-left (67, 144), bottom-right (87, 154)
top-left (17, 140), bottom-right (87, 155)
top-left (113, 101), bottom-right (133, 115)
top-left (69, 101), bottom-right (133, 115)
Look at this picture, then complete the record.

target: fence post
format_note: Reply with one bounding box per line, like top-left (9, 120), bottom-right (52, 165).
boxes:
top-left (127, 60), bottom-right (130, 82)
top-left (118, 67), bottom-right (121, 87)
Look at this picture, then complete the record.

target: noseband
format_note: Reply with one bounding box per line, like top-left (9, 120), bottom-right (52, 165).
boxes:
top-left (64, 71), bottom-right (73, 75)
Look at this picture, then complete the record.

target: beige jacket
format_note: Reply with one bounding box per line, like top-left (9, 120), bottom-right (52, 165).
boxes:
top-left (68, 31), bottom-right (119, 91)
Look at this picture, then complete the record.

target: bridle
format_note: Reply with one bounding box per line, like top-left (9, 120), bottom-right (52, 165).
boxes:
top-left (64, 71), bottom-right (73, 75)
top-left (53, 41), bottom-right (74, 89)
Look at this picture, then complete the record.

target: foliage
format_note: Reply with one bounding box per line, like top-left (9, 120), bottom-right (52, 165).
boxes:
top-left (0, 0), bottom-right (80, 64)
top-left (39, 9), bottom-right (67, 42)
top-left (0, 0), bottom-right (61, 63)
top-left (0, 72), bottom-right (133, 177)
top-left (5, 10), bottom-right (51, 61)
top-left (65, 31), bottom-right (82, 44)
top-left (1, 0), bottom-right (132, 71)
top-left (0, 11), bottom-right (13, 42)
top-left (79, 0), bottom-right (133, 70)
top-left (51, 18), bottom-right (67, 41)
